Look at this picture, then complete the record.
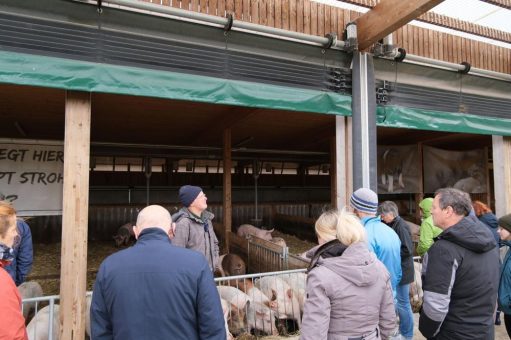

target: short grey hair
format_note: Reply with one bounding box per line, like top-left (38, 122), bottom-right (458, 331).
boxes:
top-left (377, 201), bottom-right (399, 218)
top-left (435, 188), bottom-right (471, 217)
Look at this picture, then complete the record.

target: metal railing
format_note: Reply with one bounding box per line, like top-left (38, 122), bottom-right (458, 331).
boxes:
top-left (215, 269), bottom-right (307, 337)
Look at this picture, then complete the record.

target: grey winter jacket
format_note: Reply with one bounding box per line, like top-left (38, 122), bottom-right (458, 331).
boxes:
top-left (300, 241), bottom-right (396, 340)
top-left (172, 208), bottom-right (220, 271)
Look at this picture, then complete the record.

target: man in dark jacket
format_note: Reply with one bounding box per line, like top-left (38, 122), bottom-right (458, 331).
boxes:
top-left (4, 219), bottom-right (33, 286)
top-left (378, 201), bottom-right (415, 340)
top-left (172, 185), bottom-right (219, 271)
top-left (419, 188), bottom-right (499, 340)
top-left (91, 205), bottom-right (226, 340)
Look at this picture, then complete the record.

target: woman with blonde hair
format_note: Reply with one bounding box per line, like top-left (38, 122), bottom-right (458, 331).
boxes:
top-left (300, 209), bottom-right (395, 340)
top-left (0, 201), bottom-right (27, 339)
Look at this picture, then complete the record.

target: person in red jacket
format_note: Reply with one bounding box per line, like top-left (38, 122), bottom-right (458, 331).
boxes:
top-left (0, 201), bottom-right (27, 340)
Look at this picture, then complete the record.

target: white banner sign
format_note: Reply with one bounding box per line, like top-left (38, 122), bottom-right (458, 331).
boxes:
top-left (0, 139), bottom-right (64, 216)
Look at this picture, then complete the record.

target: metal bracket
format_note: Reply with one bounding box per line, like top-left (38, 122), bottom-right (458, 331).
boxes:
top-left (394, 48), bottom-right (406, 62)
top-left (97, 0), bottom-right (103, 13)
top-left (324, 33), bottom-right (336, 49)
top-left (458, 61), bottom-right (471, 74)
top-left (224, 13), bottom-right (234, 32)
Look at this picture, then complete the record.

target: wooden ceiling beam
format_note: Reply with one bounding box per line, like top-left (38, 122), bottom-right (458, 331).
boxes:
top-left (339, 0), bottom-right (511, 43)
top-left (355, 0), bottom-right (445, 50)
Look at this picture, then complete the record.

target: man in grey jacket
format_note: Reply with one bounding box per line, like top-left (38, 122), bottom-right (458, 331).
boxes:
top-left (172, 185), bottom-right (220, 271)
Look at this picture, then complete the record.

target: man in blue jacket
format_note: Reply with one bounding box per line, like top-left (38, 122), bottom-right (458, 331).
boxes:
top-left (4, 219), bottom-right (33, 286)
top-left (91, 205), bottom-right (226, 340)
top-left (350, 188), bottom-right (402, 294)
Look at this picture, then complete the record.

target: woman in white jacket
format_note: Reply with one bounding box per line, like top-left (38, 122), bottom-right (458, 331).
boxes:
top-left (300, 209), bottom-right (396, 340)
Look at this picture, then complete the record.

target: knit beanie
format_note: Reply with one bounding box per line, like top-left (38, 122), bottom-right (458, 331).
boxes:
top-left (179, 185), bottom-right (202, 207)
top-left (498, 213), bottom-right (511, 233)
top-left (350, 188), bottom-right (378, 214)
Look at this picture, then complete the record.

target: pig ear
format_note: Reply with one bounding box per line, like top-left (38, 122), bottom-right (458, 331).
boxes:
top-left (286, 288), bottom-right (293, 299)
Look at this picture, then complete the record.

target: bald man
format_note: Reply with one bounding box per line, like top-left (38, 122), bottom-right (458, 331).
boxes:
top-left (91, 205), bottom-right (226, 340)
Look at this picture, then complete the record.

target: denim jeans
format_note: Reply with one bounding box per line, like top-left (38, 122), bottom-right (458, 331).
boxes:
top-left (396, 283), bottom-right (414, 339)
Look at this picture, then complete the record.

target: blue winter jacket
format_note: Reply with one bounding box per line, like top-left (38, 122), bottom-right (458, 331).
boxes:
top-left (91, 228), bottom-right (226, 340)
top-left (4, 219), bottom-right (33, 286)
top-left (499, 248), bottom-right (511, 315)
top-left (361, 216), bottom-right (402, 293)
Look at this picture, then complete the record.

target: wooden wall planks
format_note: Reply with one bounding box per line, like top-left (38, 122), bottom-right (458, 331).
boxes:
top-left (139, 0), bottom-right (510, 74)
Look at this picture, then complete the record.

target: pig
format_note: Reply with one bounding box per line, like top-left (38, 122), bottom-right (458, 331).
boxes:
top-left (85, 294), bottom-right (92, 338)
top-left (237, 224), bottom-right (274, 241)
top-left (113, 222), bottom-right (136, 247)
top-left (238, 279), bottom-right (278, 311)
top-left (246, 300), bottom-right (279, 336)
top-left (217, 285), bottom-right (250, 334)
top-left (217, 285), bottom-right (278, 336)
top-left (26, 304), bottom-right (60, 340)
top-left (270, 237), bottom-right (287, 248)
top-left (280, 272), bottom-right (307, 313)
top-left (255, 276), bottom-right (301, 328)
top-left (18, 281), bottom-right (44, 320)
top-left (220, 299), bottom-right (235, 340)
top-left (216, 253), bottom-right (246, 277)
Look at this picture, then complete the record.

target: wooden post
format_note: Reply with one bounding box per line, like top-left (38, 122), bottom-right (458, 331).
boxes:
top-left (345, 116), bottom-right (353, 205)
top-left (331, 116), bottom-right (348, 208)
top-left (492, 136), bottom-right (511, 217)
top-left (223, 128), bottom-right (232, 253)
top-left (60, 91), bottom-right (91, 340)
top-left (330, 136), bottom-right (337, 209)
top-left (415, 142), bottom-right (424, 223)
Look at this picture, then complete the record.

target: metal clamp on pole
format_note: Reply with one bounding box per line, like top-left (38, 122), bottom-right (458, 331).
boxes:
top-left (394, 48), bottom-right (406, 62)
top-left (224, 13), bottom-right (234, 32)
top-left (324, 33), bottom-right (336, 49)
top-left (97, 0), bottom-right (103, 13)
top-left (458, 61), bottom-right (471, 74)
top-left (344, 22), bottom-right (358, 52)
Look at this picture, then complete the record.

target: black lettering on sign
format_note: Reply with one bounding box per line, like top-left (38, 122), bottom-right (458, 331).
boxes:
top-left (0, 149), bottom-right (28, 162)
top-left (19, 172), bottom-right (63, 185)
top-left (32, 150), bottom-right (64, 162)
top-left (0, 172), bottom-right (15, 184)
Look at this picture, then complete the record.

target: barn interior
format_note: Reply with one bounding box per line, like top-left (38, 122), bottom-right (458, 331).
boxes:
top-left (1, 83), bottom-right (493, 246)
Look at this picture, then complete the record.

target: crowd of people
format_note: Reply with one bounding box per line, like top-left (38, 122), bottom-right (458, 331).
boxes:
top-left (2, 185), bottom-right (511, 339)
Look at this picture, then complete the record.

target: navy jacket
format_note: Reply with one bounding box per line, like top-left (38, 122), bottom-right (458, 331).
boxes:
top-left (478, 212), bottom-right (499, 245)
top-left (419, 216), bottom-right (499, 340)
top-left (4, 219), bottom-right (33, 286)
top-left (91, 228), bottom-right (226, 340)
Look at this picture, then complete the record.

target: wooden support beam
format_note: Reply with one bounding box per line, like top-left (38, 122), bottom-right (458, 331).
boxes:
top-left (223, 128), bottom-right (232, 253)
top-left (342, 0), bottom-right (511, 43)
top-left (492, 136), bottom-right (511, 217)
top-left (330, 136), bottom-right (337, 208)
top-left (60, 91), bottom-right (91, 340)
top-left (194, 109), bottom-right (258, 145)
top-left (355, 0), bottom-right (445, 50)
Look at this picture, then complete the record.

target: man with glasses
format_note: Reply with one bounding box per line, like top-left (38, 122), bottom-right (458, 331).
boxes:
top-left (419, 187), bottom-right (499, 340)
top-left (172, 185), bottom-right (219, 272)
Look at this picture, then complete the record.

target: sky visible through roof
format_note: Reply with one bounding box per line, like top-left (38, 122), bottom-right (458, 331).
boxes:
top-left (314, 0), bottom-right (511, 48)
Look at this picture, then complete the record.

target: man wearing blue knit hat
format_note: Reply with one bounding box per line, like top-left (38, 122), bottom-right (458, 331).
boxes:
top-left (172, 185), bottom-right (219, 271)
top-left (350, 188), bottom-right (402, 298)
